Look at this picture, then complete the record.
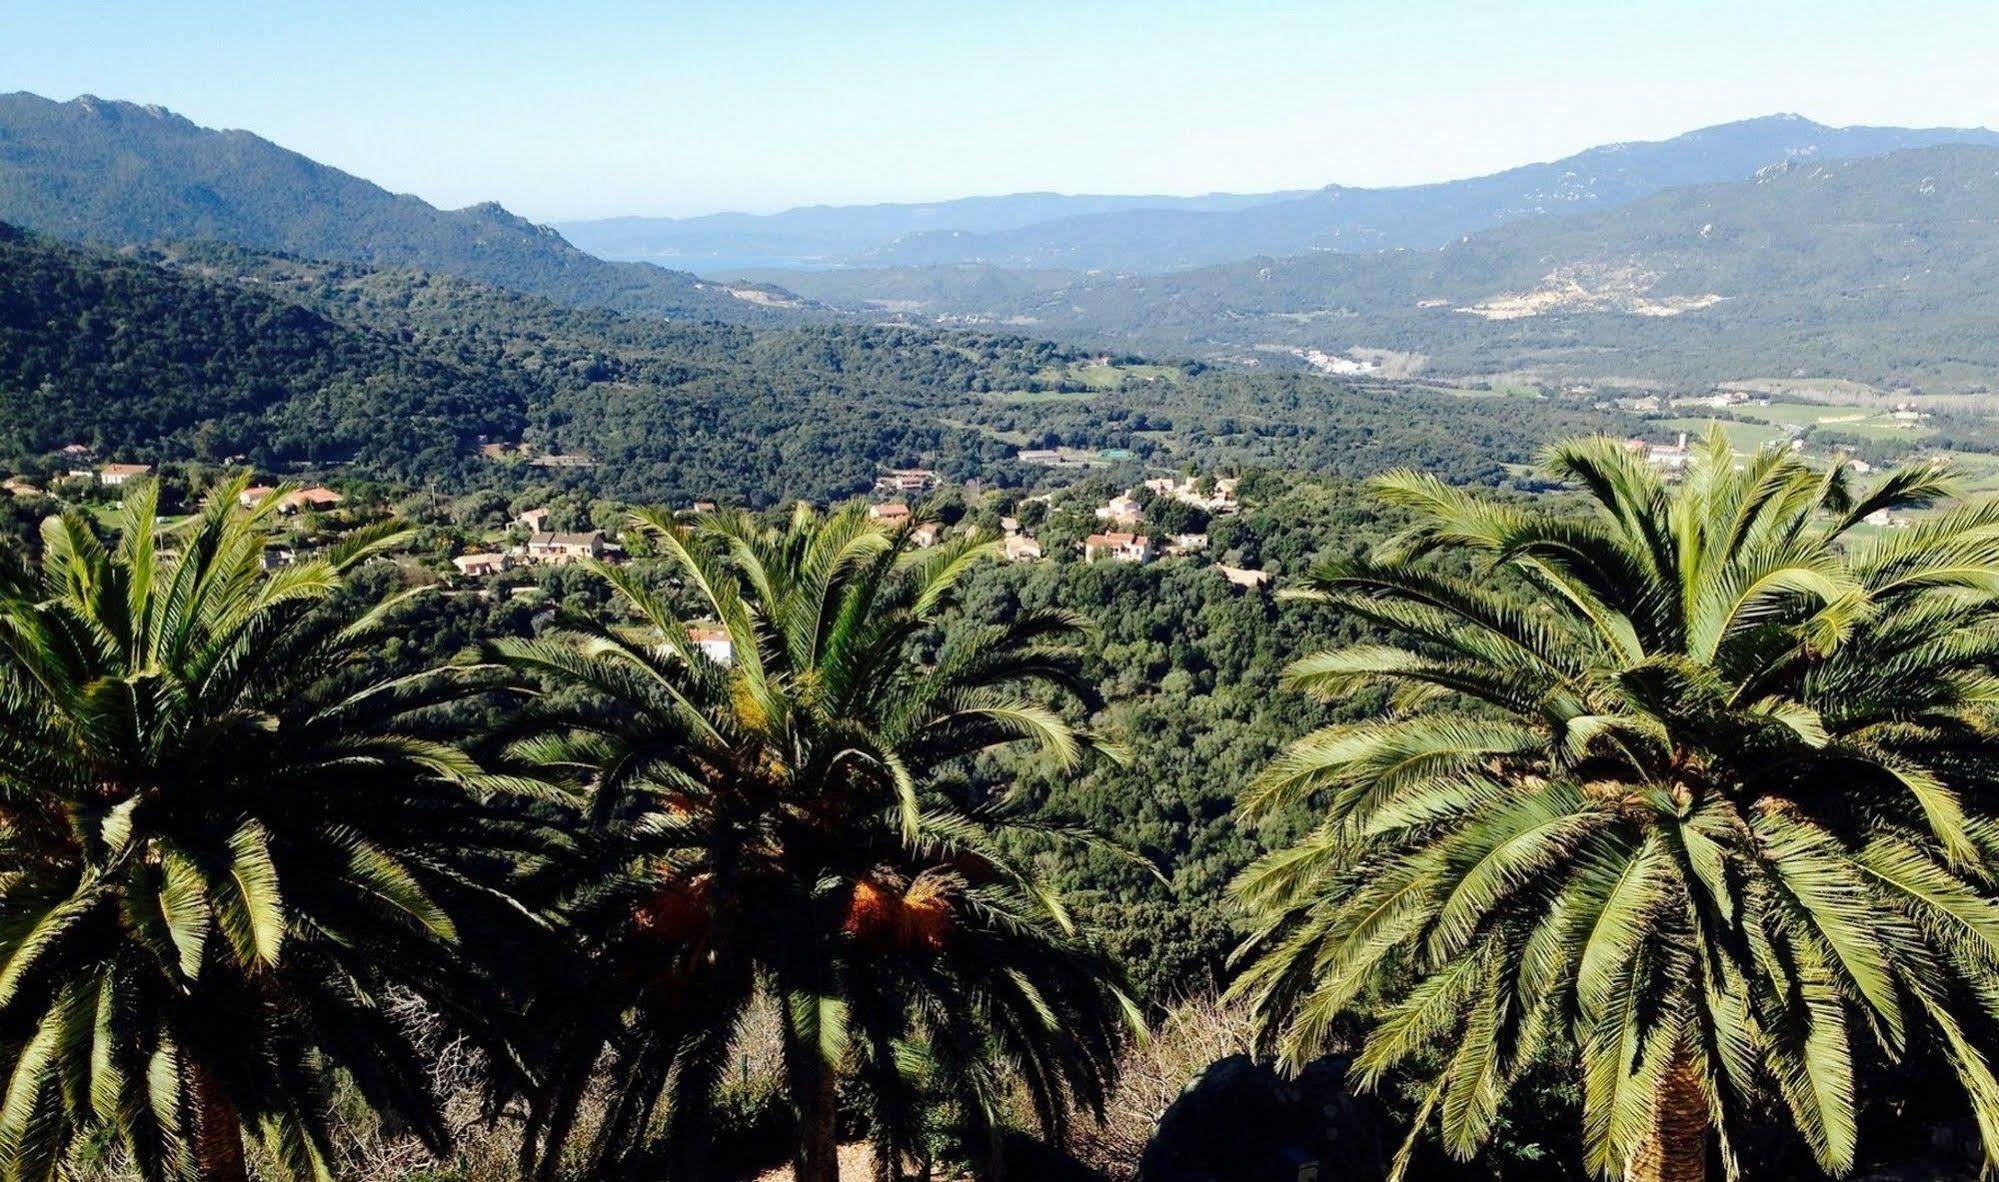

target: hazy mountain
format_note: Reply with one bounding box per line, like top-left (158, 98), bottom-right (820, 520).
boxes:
top-left (0, 92), bottom-right (804, 323)
top-left (748, 144), bottom-right (1999, 390)
top-left (851, 115), bottom-right (1999, 272)
top-left (555, 190), bottom-right (1310, 272)
top-left (559, 115), bottom-right (1999, 277)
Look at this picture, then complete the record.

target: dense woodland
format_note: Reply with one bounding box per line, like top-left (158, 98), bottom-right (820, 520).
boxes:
top-left (0, 225), bottom-right (1631, 505)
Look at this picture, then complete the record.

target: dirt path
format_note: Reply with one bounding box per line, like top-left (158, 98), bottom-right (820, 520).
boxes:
top-left (750, 1142), bottom-right (876, 1182)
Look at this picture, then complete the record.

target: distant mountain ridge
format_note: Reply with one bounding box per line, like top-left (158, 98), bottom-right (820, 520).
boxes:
top-left (746, 143), bottom-right (1999, 390)
top-left (856, 115), bottom-right (1999, 271)
top-left (0, 92), bottom-right (804, 323)
top-left (556, 114), bottom-right (1999, 275)
top-left (556, 189), bottom-right (1310, 272)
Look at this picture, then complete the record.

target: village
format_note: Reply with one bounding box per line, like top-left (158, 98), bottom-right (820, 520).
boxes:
top-left (0, 448), bottom-right (1284, 643)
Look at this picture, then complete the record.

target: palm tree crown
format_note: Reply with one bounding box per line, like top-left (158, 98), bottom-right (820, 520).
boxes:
top-left (1233, 432), bottom-right (1999, 1181)
top-left (0, 482), bottom-right (543, 1182)
top-left (497, 503), bottom-right (1139, 1182)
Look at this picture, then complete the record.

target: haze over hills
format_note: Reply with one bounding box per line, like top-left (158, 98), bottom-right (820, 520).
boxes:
top-left (0, 92), bottom-right (806, 324)
top-left (742, 143), bottom-right (1999, 391)
top-left (555, 190), bottom-right (1312, 273)
top-left (560, 115), bottom-right (1999, 275)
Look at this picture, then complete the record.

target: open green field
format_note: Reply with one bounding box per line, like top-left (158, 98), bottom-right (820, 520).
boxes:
top-left (1725, 401), bottom-right (1935, 441)
top-left (1656, 417), bottom-right (1791, 453)
top-left (1945, 451), bottom-right (1999, 497)
top-left (1032, 360), bottom-right (1181, 390)
top-left (1402, 380), bottom-right (1545, 400)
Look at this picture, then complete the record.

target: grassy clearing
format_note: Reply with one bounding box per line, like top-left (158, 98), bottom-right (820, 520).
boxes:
top-left (1726, 401), bottom-right (1935, 441)
top-left (1656, 418), bottom-right (1791, 453)
top-left (1945, 451), bottom-right (1999, 496)
top-left (1031, 361), bottom-right (1181, 391)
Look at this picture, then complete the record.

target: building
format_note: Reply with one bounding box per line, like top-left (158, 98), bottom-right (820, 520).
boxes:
top-left (1216, 565), bottom-right (1273, 591)
top-left (1627, 433), bottom-right (1691, 472)
top-left (280, 487), bottom-right (343, 513)
top-left (1084, 533), bottom-right (1153, 564)
top-left (516, 507), bottom-right (551, 531)
top-left (874, 468), bottom-right (941, 494)
top-left (870, 502), bottom-right (912, 525)
top-left (999, 516), bottom-right (1021, 536)
top-left (691, 500), bottom-right (719, 514)
top-left (239, 485), bottom-right (278, 508)
top-left (452, 552), bottom-right (512, 577)
top-left (1015, 449), bottom-right (1063, 465)
top-left (2, 477), bottom-right (41, 498)
top-left (524, 531), bottom-right (607, 565)
top-left (1003, 533), bottom-right (1044, 562)
top-left (98, 463), bottom-right (152, 487)
top-left (60, 443), bottom-right (92, 458)
top-left (1095, 493), bottom-right (1144, 526)
top-left (1167, 533), bottom-right (1210, 555)
top-left (1142, 475), bottom-right (1240, 514)
top-left (910, 523), bottom-right (941, 548)
top-left (688, 625), bottom-right (734, 666)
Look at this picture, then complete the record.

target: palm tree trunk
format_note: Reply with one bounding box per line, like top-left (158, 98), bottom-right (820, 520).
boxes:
top-left (190, 1062), bottom-right (249, 1182)
top-left (792, 1062), bottom-right (839, 1182)
top-left (1626, 1049), bottom-right (1708, 1182)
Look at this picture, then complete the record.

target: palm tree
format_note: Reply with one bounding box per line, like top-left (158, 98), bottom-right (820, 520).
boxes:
top-left (0, 480), bottom-right (549, 1182)
top-left (495, 503), bottom-right (1139, 1182)
top-left (1232, 431), bottom-right (1999, 1182)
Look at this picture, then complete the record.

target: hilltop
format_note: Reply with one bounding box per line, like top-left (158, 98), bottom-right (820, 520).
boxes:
top-left (0, 92), bottom-right (804, 323)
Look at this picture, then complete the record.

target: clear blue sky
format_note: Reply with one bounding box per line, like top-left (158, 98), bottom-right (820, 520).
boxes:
top-left (7, 0), bottom-right (1998, 220)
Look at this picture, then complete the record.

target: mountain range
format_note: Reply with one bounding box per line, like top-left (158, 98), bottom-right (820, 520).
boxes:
top-left (7, 91), bottom-right (1999, 392)
top-left (0, 92), bottom-right (803, 323)
top-left (556, 190), bottom-right (1311, 274)
top-left (559, 115), bottom-right (1999, 274)
top-left (734, 143), bottom-right (1999, 390)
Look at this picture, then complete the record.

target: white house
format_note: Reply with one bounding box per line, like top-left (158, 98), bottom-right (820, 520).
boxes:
top-left (452, 552), bottom-right (512, 577)
top-left (1095, 493), bottom-right (1144, 526)
top-left (99, 463), bottom-right (152, 487)
top-left (524, 531), bottom-right (607, 565)
top-left (1084, 533), bottom-right (1153, 564)
top-left (874, 468), bottom-right (940, 494)
top-left (688, 625), bottom-right (734, 666)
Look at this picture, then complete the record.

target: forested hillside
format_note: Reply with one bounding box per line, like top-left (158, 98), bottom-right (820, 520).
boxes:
top-left (0, 92), bottom-right (801, 323)
top-left (0, 224), bottom-right (1632, 500)
top-left (749, 144), bottom-right (1999, 391)
top-left (0, 222), bottom-right (525, 469)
